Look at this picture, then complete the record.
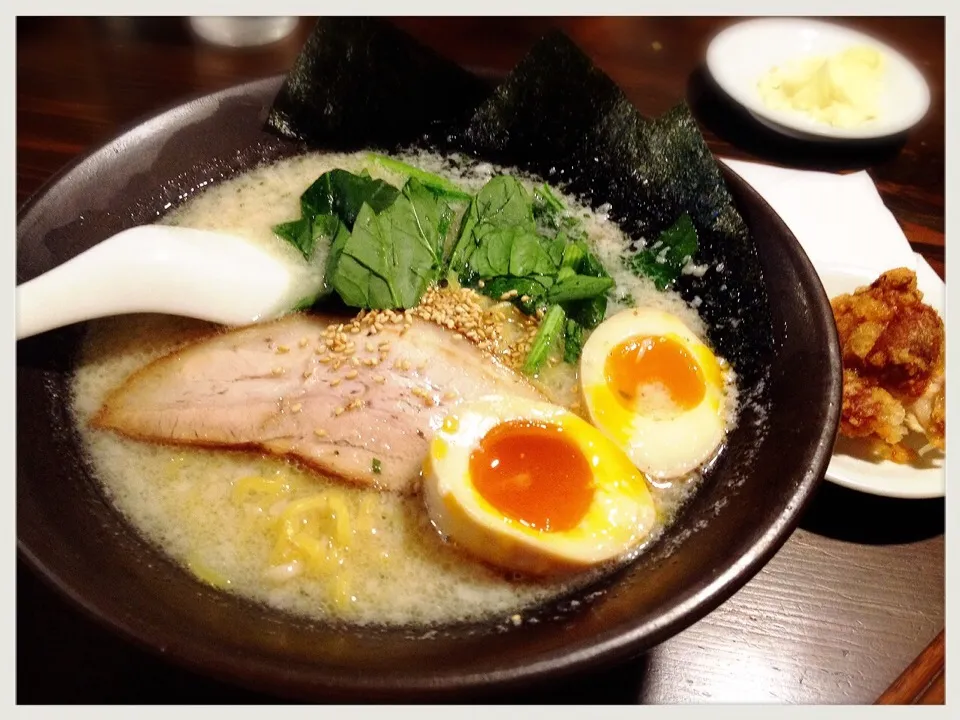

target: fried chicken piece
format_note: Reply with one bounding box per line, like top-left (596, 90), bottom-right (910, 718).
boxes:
top-left (830, 267), bottom-right (945, 461)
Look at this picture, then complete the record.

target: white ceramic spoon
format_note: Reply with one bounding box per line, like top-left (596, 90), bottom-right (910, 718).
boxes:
top-left (16, 225), bottom-right (316, 340)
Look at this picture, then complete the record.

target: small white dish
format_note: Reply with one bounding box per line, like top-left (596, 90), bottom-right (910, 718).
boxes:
top-left (818, 259), bottom-right (945, 499)
top-left (706, 18), bottom-right (931, 141)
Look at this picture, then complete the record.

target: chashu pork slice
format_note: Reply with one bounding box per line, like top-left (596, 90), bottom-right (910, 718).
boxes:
top-left (93, 312), bottom-right (544, 494)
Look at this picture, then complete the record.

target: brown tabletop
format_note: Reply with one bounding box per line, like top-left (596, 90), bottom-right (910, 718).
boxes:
top-left (16, 16), bottom-right (945, 704)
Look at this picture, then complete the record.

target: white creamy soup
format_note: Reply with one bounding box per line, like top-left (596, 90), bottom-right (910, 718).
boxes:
top-left (69, 151), bottom-right (735, 627)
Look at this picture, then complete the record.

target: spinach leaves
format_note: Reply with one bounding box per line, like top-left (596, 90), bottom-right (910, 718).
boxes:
top-left (630, 213), bottom-right (699, 290)
top-left (330, 178), bottom-right (452, 309)
top-left (273, 162), bottom-right (622, 371)
top-left (523, 305), bottom-right (566, 375)
top-left (366, 153), bottom-right (472, 202)
top-left (275, 169), bottom-right (452, 310)
top-left (445, 177), bottom-right (613, 366)
top-left (274, 169), bottom-right (400, 260)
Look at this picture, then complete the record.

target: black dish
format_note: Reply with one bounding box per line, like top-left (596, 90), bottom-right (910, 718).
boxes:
top-left (17, 76), bottom-right (841, 701)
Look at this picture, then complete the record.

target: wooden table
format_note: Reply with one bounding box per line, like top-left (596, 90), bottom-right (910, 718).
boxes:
top-left (16, 17), bottom-right (945, 704)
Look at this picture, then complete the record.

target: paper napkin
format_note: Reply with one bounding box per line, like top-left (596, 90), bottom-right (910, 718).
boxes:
top-left (719, 158), bottom-right (923, 277)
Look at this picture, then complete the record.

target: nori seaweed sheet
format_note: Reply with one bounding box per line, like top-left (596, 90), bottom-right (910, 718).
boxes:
top-left (265, 20), bottom-right (773, 386)
top-left (266, 18), bottom-right (488, 151)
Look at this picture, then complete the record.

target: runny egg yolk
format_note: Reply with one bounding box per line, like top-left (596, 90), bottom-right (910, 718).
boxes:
top-left (605, 335), bottom-right (706, 415)
top-left (468, 421), bottom-right (594, 533)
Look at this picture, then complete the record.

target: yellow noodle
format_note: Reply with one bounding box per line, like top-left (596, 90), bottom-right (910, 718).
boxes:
top-left (290, 532), bottom-right (337, 574)
top-left (326, 494), bottom-right (352, 545)
top-left (231, 475), bottom-right (291, 504)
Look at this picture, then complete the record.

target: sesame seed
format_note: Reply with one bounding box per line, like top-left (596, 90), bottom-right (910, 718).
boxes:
top-left (334, 406), bottom-right (345, 416)
top-left (276, 345), bottom-right (290, 354)
top-left (271, 367), bottom-right (285, 376)
top-left (290, 403), bottom-right (303, 413)
top-left (345, 369), bottom-right (359, 380)
top-left (313, 428), bottom-right (328, 438)
top-left (330, 378), bottom-right (342, 387)
top-left (373, 375), bottom-right (386, 384)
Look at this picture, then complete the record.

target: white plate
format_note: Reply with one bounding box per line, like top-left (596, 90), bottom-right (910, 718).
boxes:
top-left (818, 258), bottom-right (945, 499)
top-left (706, 18), bottom-right (931, 141)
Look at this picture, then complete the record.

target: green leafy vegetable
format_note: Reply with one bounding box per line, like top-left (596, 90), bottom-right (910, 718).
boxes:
top-left (300, 168), bottom-right (400, 230)
top-left (559, 240), bottom-right (586, 270)
top-left (445, 199), bottom-right (480, 275)
top-left (476, 276), bottom-right (552, 313)
top-left (547, 274), bottom-right (614, 304)
top-left (273, 164), bottom-right (619, 371)
top-left (324, 215), bottom-right (351, 279)
top-left (522, 304), bottom-right (566, 375)
top-left (466, 225), bottom-right (556, 279)
top-left (367, 153), bottom-right (472, 202)
top-left (567, 296), bottom-right (607, 330)
top-left (559, 239), bottom-right (610, 329)
top-left (563, 319), bottom-right (585, 363)
top-left (475, 176), bottom-right (535, 228)
top-left (578, 243), bottom-right (609, 278)
top-left (272, 170), bottom-right (400, 260)
top-left (330, 178), bottom-right (450, 309)
top-left (272, 218), bottom-right (313, 259)
top-left (372, 458), bottom-right (382, 475)
top-left (630, 212), bottom-right (699, 290)
top-left (443, 175), bottom-right (616, 368)
top-left (532, 183), bottom-right (565, 230)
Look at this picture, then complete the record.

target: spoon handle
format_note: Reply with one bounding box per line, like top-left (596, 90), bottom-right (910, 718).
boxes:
top-left (16, 226), bottom-right (296, 340)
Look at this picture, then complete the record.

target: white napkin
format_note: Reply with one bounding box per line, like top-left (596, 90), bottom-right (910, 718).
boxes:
top-left (719, 157), bottom-right (921, 277)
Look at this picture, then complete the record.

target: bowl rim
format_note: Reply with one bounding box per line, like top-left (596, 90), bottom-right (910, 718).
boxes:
top-left (16, 75), bottom-right (841, 699)
top-left (705, 17), bottom-right (932, 141)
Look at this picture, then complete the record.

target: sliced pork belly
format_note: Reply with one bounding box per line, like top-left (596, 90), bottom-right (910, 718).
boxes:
top-left (93, 312), bottom-right (544, 493)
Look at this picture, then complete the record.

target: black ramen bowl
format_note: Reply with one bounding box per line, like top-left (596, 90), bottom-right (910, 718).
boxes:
top-left (16, 77), bottom-right (842, 701)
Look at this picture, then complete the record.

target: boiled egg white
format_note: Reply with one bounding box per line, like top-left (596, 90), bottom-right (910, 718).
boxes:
top-left (579, 307), bottom-right (732, 480)
top-left (422, 395), bottom-right (657, 576)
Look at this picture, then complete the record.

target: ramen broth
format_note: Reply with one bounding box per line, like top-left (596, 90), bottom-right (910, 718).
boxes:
top-left (70, 151), bottom-right (726, 627)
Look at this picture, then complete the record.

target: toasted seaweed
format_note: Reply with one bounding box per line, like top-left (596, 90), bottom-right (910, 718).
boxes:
top-left (266, 18), bottom-right (487, 151)
top-left (462, 32), bottom-right (626, 172)
top-left (265, 19), bottom-right (773, 385)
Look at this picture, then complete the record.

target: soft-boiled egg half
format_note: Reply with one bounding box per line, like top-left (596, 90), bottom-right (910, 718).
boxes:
top-left (423, 396), bottom-right (657, 576)
top-left (580, 307), bottom-right (732, 480)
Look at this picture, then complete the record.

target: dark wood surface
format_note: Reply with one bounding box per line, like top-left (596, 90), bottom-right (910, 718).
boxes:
top-left (16, 16), bottom-right (945, 704)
